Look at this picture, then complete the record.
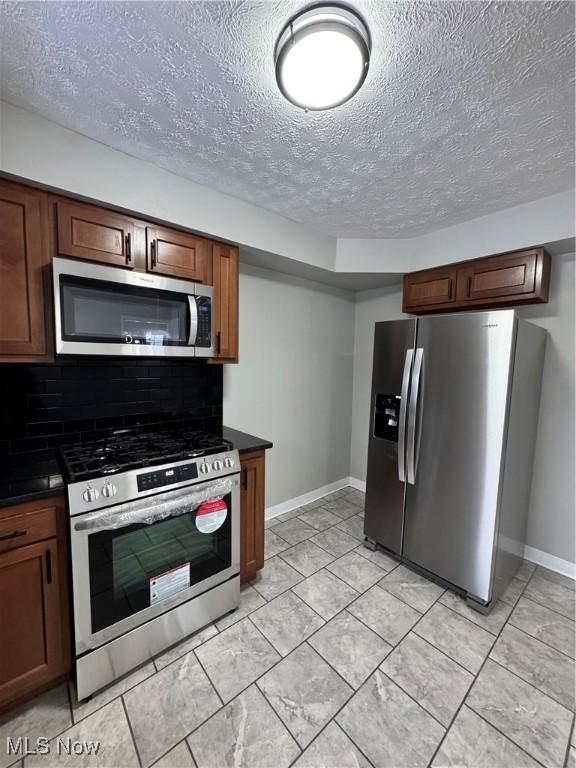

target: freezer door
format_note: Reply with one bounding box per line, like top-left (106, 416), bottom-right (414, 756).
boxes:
top-left (402, 310), bottom-right (516, 603)
top-left (365, 319), bottom-right (417, 554)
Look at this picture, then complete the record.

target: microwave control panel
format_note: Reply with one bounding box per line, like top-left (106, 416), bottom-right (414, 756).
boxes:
top-left (196, 297), bottom-right (212, 348)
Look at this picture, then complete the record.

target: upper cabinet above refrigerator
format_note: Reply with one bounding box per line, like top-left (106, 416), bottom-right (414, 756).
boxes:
top-left (403, 248), bottom-right (551, 314)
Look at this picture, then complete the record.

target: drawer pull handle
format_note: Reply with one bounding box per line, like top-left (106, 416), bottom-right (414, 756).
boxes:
top-left (0, 530), bottom-right (26, 542)
top-left (150, 239), bottom-right (157, 268)
top-left (125, 233), bottom-right (132, 263)
top-left (46, 550), bottom-right (52, 584)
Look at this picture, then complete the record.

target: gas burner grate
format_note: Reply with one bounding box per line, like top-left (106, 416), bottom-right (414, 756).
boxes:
top-left (59, 429), bottom-right (232, 482)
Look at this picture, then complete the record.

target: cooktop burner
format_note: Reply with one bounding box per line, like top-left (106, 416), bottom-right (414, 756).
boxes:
top-left (60, 429), bottom-right (232, 482)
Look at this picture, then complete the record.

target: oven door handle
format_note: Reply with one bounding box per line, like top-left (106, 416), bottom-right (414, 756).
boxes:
top-left (73, 477), bottom-right (237, 533)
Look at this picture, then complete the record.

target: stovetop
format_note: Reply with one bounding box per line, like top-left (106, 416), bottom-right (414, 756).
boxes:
top-left (59, 428), bottom-right (233, 482)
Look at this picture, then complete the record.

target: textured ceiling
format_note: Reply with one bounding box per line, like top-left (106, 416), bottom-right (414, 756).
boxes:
top-left (1, 1), bottom-right (574, 238)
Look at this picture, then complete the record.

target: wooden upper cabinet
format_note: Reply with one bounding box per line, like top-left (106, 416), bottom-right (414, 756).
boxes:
top-left (147, 226), bottom-right (212, 284)
top-left (56, 200), bottom-right (135, 268)
top-left (240, 451), bottom-right (265, 585)
top-left (404, 247), bottom-right (551, 315)
top-left (456, 249), bottom-right (542, 303)
top-left (403, 266), bottom-right (457, 313)
top-left (0, 182), bottom-right (49, 360)
top-left (211, 244), bottom-right (239, 362)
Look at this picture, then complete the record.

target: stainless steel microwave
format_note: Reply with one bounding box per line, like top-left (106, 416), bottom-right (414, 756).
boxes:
top-left (53, 257), bottom-right (213, 357)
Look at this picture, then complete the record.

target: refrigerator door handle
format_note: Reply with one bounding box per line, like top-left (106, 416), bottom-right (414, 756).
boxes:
top-left (398, 348), bottom-right (414, 482)
top-left (407, 347), bottom-right (424, 484)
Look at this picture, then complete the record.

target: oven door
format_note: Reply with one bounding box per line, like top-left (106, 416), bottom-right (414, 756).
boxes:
top-left (70, 476), bottom-right (239, 655)
top-left (53, 257), bottom-right (213, 357)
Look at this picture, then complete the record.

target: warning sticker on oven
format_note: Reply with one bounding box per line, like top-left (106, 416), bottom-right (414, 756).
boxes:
top-left (150, 562), bottom-right (190, 606)
top-left (196, 498), bottom-right (228, 534)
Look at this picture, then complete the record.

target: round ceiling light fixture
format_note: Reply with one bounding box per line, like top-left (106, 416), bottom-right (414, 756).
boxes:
top-left (275, 4), bottom-right (371, 111)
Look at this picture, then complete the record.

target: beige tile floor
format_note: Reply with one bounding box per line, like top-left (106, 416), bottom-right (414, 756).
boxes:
top-left (0, 486), bottom-right (574, 768)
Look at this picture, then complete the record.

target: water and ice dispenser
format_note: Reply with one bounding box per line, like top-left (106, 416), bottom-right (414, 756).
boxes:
top-left (373, 394), bottom-right (401, 442)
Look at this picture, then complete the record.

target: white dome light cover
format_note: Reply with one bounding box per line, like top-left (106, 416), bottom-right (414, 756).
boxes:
top-left (275, 4), bottom-right (371, 111)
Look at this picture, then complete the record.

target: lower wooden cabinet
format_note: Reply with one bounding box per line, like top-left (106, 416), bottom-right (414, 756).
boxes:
top-left (0, 497), bottom-right (69, 712)
top-left (240, 451), bottom-right (265, 584)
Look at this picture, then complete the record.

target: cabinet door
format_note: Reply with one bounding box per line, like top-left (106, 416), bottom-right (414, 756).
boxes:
top-left (0, 539), bottom-right (64, 708)
top-left (0, 182), bottom-right (49, 359)
top-left (403, 267), bottom-right (457, 313)
top-left (56, 200), bottom-right (135, 268)
top-left (147, 226), bottom-right (212, 283)
top-left (456, 249), bottom-right (545, 305)
top-left (211, 244), bottom-right (239, 362)
top-left (240, 451), bottom-right (265, 584)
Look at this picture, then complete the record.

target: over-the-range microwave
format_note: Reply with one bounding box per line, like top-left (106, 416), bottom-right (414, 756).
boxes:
top-left (52, 257), bottom-right (213, 357)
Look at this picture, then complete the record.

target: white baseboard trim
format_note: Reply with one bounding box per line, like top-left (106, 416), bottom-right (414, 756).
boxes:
top-left (347, 477), bottom-right (366, 493)
top-left (523, 545), bottom-right (576, 579)
top-left (265, 477), bottom-right (355, 521)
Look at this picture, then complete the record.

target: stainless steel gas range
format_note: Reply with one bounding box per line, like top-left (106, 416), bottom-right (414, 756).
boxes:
top-left (60, 429), bottom-right (240, 701)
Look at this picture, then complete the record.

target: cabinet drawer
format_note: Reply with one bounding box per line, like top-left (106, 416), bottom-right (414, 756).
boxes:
top-left (403, 267), bottom-right (457, 312)
top-left (0, 503), bottom-right (58, 554)
top-left (457, 250), bottom-right (539, 302)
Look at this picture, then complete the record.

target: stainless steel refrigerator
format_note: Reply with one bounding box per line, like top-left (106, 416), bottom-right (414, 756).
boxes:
top-left (364, 309), bottom-right (546, 611)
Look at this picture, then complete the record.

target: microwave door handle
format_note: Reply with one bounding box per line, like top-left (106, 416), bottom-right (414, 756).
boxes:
top-left (188, 295), bottom-right (198, 346)
top-left (398, 348), bottom-right (414, 483)
top-left (406, 347), bottom-right (423, 485)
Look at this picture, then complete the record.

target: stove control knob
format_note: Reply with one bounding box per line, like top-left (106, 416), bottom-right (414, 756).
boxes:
top-left (82, 487), bottom-right (100, 503)
top-left (212, 460), bottom-right (223, 471)
top-left (200, 462), bottom-right (211, 474)
top-left (224, 457), bottom-right (234, 468)
top-left (102, 482), bottom-right (117, 498)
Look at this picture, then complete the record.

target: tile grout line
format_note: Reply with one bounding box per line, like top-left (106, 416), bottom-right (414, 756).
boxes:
top-left (413, 631), bottom-right (482, 679)
top-left (193, 650), bottom-right (226, 709)
top-left (488, 656), bottom-right (574, 713)
top-left (460, 705), bottom-right (549, 768)
top-left (562, 716), bottom-right (576, 768)
top-left (506, 620), bottom-right (576, 662)
top-left (120, 694), bottom-right (143, 768)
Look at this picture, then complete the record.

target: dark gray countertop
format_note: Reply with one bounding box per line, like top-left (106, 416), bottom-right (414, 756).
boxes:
top-left (219, 426), bottom-right (273, 454)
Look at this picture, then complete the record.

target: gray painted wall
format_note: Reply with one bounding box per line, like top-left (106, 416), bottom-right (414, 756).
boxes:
top-left (223, 264), bottom-right (355, 508)
top-left (349, 254), bottom-right (575, 564)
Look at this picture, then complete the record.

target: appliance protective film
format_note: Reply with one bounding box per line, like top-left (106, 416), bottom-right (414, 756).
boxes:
top-left (74, 478), bottom-right (233, 531)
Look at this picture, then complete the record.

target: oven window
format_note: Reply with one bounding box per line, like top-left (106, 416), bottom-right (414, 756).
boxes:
top-left (88, 493), bottom-right (232, 634)
top-left (60, 275), bottom-right (189, 346)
